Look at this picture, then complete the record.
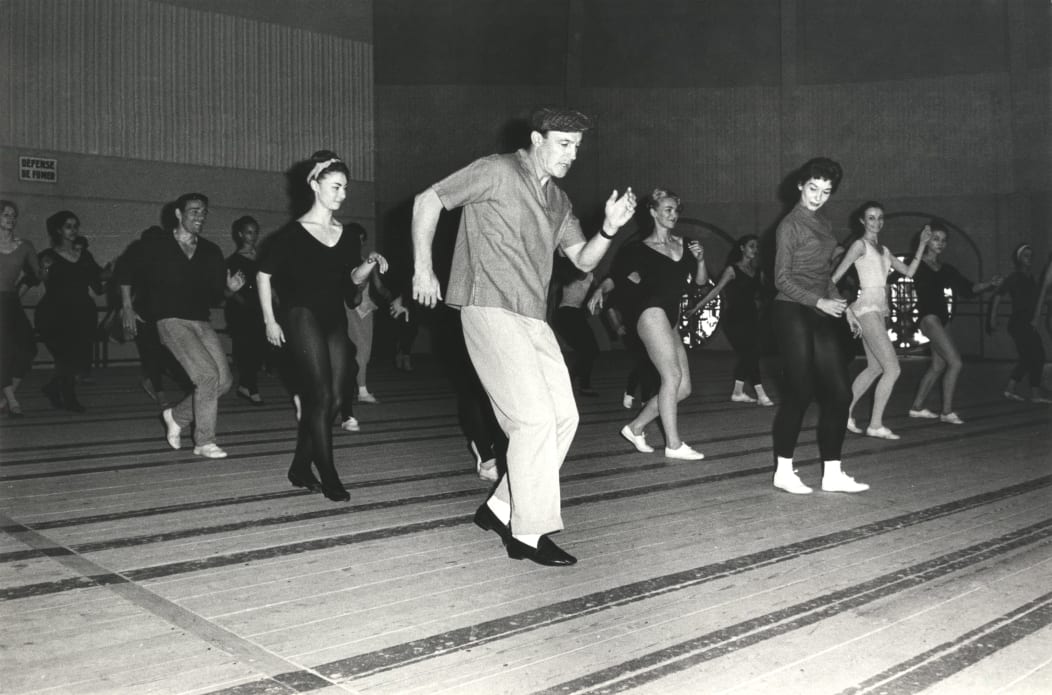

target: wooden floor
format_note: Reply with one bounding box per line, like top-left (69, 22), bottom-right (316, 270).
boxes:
top-left (1, 351), bottom-right (1050, 695)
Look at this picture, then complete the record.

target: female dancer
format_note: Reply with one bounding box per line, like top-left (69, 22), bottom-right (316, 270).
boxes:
top-left (988, 243), bottom-right (1050, 402)
top-left (0, 200), bottom-right (39, 417)
top-left (771, 158), bottom-right (868, 494)
top-left (688, 234), bottom-right (774, 406)
top-left (908, 222), bottom-right (1002, 424)
top-left (257, 151), bottom-right (387, 502)
top-left (831, 202), bottom-right (931, 439)
top-left (36, 211), bottom-right (104, 412)
top-left (225, 216), bottom-right (266, 405)
top-left (612, 188), bottom-right (708, 460)
top-left (343, 223), bottom-right (387, 405)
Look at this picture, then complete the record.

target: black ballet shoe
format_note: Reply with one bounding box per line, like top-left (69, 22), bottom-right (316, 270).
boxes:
top-left (321, 483), bottom-right (350, 502)
top-left (64, 399), bottom-right (86, 413)
top-left (42, 382), bottom-right (63, 410)
top-left (287, 470), bottom-right (322, 493)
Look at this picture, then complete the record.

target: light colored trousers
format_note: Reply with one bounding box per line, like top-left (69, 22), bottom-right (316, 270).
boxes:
top-left (156, 318), bottom-right (232, 446)
top-left (461, 306), bottom-right (579, 535)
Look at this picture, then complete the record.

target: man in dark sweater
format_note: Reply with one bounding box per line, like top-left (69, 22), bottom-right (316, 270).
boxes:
top-left (118, 193), bottom-right (244, 458)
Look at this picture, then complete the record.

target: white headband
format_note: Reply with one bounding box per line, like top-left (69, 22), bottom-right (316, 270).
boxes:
top-left (307, 158), bottom-right (340, 184)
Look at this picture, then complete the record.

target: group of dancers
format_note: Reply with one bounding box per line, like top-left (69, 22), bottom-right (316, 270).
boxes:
top-left (2, 106), bottom-right (1049, 566)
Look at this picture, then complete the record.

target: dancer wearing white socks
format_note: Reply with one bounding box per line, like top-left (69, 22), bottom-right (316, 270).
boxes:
top-left (831, 202), bottom-right (931, 439)
top-left (770, 158), bottom-right (868, 495)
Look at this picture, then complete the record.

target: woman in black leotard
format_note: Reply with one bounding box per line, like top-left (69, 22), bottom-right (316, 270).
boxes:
top-left (36, 210), bottom-right (105, 413)
top-left (601, 188), bottom-right (708, 460)
top-left (907, 222), bottom-right (1001, 424)
top-left (689, 234), bottom-right (774, 407)
top-left (257, 151), bottom-right (388, 502)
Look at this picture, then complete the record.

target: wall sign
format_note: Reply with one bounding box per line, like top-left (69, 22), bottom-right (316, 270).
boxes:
top-left (19, 156), bottom-right (58, 183)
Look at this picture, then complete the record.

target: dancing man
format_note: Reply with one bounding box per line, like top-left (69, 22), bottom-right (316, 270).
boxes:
top-left (412, 107), bottom-right (636, 566)
top-left (119, 193), bottom-right (244, 458)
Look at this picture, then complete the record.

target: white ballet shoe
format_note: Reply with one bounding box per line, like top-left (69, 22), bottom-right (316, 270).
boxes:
top-left (846, 417), bottom-right (863, 434)
top-left (664, 443), bottom-right (704, 461)
top-left (620, 425), bottom-right (654, 453)
top-left (821, 471), bottom-right (870, 493)
top-left (909, 408), bottom-right (938, 419)
top-left (939, 412), bottom-right (964, 425)
top-left (865, 425), bottom-right (900, 440)
top-left (773, 469), bottom-right (812, 494)
top-left (731, 392), bottom-right (757, 403)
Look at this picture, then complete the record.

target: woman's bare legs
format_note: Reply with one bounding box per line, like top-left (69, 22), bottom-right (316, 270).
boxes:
top-left (911, 316), bottom-right (962, 414)
top-left (853, 312), bottom-right (901, 430)
top-left (627, 308), bottom-right (691, 449)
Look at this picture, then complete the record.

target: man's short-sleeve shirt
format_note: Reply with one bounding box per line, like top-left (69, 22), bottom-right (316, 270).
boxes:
top-left (432, 149), bottom-right (586, 320)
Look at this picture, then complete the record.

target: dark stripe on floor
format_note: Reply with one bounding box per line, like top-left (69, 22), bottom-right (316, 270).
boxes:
top-left (534, 520), bottom-right (1052, 694)
top-left (837, 590), bottom-right (1052, 695)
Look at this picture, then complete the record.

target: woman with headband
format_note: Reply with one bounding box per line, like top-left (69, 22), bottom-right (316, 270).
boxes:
top-left (988, 243), bottom-right (1051, 403)
top-left (257, 151), bottom-right (387, 502)
top-left (907, 221), bottom-right (1002, 424)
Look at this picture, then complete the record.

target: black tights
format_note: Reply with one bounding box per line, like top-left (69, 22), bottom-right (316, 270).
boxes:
top-left (285, 308), bottom-right (349, 490)
top-left (553, 306), bottom-right (599, 388)
top-left (771, 302), bottom-right (851, 461)
top-left (723, 319), bottom-right (761, 385)
top-left (1008, 322), bottom-right (1045, 387)
top-left (433, 306), bottom-right (507, 462)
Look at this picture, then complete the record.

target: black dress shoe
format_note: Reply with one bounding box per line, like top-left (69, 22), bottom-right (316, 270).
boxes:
top-left (473, 503), bottom-right (512, 544)
top-left (288, 469), bottom-right (322, 493)
top-left (507, 535), bottom-right (577, 566)
top-left (321, 483), bottom-right (350, 502)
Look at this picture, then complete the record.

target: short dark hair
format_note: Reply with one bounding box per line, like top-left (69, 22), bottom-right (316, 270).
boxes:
top-left (795, 157), bottom-right (843, 192)
top-left (175, 192), bottom-right (209, 213)
top-left (0, 200), bottom-right (17, 216)
top-left (231, 215), bottom-right (259, 247)
top-left (530, 107), bottom-right (593, 135)
top-left (45, 210), bottom-right (79, 246)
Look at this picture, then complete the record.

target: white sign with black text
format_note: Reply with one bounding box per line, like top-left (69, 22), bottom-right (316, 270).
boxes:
top-left (19, 156), bottom-right (58, 183)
